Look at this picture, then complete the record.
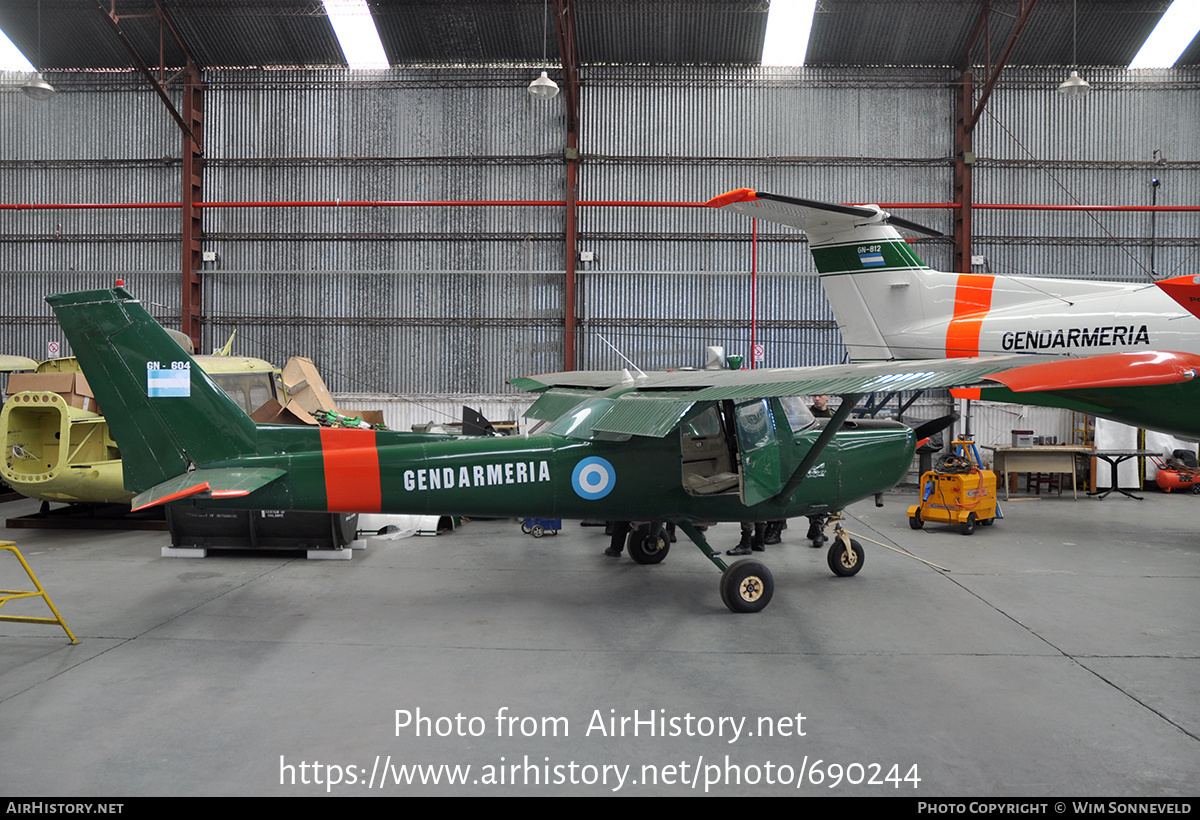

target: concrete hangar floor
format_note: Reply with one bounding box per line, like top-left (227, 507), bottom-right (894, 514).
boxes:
top-left (0, 490), bottom-right (1196, 797)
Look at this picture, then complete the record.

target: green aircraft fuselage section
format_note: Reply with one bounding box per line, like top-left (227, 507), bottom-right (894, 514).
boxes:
top-left (152, 413), bottom-right (913, 522)
top-left (46, 287), bottom-right (917, 524)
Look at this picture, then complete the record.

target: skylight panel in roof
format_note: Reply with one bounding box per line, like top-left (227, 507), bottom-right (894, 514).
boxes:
top-left (1128, 0), bottom-right (1200, 69)
top-left (761, 0), bottom-right (817, 66)
top-left (323, 0), bottom-right (389, 70)
top-left (0, 28), bottom-right (35, 71)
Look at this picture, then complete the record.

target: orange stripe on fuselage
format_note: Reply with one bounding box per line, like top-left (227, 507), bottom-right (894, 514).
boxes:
top-left (945, 274), bottom-right (995, 358)
top-left (319, 427), bottom-right (382, 513)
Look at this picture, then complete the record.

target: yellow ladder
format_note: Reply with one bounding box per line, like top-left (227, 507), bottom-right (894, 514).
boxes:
top-left (0, 541), bottom-right (78, 644)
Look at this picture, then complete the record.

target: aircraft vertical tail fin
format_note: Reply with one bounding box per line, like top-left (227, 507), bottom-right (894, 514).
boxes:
top-left (46, 287), bottom-right (259, 493)
top-left (708, 189), bottom-right (956, 360)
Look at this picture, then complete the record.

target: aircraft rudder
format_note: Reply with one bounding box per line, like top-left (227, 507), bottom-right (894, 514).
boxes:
top-left (47, 287), bottom-right (259, 492)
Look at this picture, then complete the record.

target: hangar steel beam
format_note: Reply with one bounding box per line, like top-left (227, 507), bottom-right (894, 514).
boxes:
top-left (554, 0), bottom-right (582, 371)
top-left (96, 0), bottom-right (205, 350)
top-left (954, 0), bottom-right (1041, 273)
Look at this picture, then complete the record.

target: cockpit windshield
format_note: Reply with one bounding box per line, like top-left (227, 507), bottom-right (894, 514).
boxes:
top-left (543, 398), bottom-right (631, 441)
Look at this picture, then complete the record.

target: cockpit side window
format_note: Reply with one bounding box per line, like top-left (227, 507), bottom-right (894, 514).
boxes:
top-left (734, 399), bottom-right (775, 451)
top-left (778, 395), bottom-right (816, 434)
top-left (680, 404), bottom-right (722, 437)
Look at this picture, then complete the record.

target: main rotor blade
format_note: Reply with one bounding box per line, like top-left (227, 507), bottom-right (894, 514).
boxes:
top-left (911, 412), bottom-right (960, 441)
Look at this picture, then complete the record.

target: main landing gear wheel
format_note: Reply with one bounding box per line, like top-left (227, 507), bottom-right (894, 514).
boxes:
top-left (720, 560), bottom-right (774, 613)
top-left (627, 523), bottom-right (670, 565)
top-left (827, 537), bottom-right (865, 577)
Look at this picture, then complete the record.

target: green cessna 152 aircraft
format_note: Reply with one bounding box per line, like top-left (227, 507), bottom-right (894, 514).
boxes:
top-left (47, 286), bottom-right (1200, 612)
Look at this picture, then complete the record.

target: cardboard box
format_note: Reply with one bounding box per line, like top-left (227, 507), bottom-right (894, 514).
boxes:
top-left (282, 356), bottom-right (338, 414)
top-left (250, 398), bottom-right (317, 426)
top-left (6, 372), bottom-right (98, 414)
top-left (356, 410), bottom-right (386, 427)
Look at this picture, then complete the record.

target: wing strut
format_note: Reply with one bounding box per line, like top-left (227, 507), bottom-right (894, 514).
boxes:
top-left (776, 393), bottom-right (864, 501)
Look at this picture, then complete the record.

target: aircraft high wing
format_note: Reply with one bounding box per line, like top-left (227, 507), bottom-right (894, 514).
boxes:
top-left (46, 287), bottom-right (1199, 611)
top-left (708, 189), bottom-right (1200, 439)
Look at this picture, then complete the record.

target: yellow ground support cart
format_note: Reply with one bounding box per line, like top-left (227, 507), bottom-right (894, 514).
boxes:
top-left (908, 438), bottom-right (1000, 535)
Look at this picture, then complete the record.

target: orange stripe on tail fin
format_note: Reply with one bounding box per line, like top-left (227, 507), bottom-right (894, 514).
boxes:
top-left (945, 274), bottom-right (995, 358)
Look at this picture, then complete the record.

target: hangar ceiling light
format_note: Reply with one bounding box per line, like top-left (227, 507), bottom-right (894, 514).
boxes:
top-left (528, 0), bottom-right (559, 100)
top-left (761, 0), bottom-right (817, 66)
top-left (322, 0), bottom-right (389, 70)
top-left (528, 71), bottom-right (559, 99)
top-left (1128, 0), bottom-right (1200, 69)
top-left (1058, 0), bottom-right (1090, 99)
top-left (9, 0), bottom-right (54, 100)
top-left (22, 73), bottom-right (54, 100)
top-left (1057, 70), bottom-right (1090, 99)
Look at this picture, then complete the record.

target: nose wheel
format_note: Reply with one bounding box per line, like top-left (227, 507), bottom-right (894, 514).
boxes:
top-left (827, 535), bottom-right (865, 576)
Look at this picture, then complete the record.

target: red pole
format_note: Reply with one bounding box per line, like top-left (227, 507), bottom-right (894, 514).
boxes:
top-left (750, 217), bottom-right (758, 370)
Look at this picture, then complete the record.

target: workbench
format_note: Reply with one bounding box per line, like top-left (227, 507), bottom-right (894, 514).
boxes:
top-left (983, 445), bottom-right (1094, 500)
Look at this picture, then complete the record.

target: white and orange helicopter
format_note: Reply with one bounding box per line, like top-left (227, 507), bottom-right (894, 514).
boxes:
top-left (707, 189), bottom-right (1200, 440)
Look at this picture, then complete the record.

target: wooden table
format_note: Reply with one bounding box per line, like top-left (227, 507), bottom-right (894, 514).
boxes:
top-left (983, 445), bottom-right (1094, 500)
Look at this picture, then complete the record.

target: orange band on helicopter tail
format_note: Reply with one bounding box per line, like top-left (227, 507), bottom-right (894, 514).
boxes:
top-left (945, 274), bottom-right (995, 358)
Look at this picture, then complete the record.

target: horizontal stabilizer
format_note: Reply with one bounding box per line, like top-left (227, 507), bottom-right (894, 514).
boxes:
top-left (132, 467), bottom-right (287, 511)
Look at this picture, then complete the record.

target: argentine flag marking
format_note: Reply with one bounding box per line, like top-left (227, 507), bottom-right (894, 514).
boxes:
top-left (858, 251), bottom-right (885, 267)
top-left (147, 369), bottom-right (190, 397)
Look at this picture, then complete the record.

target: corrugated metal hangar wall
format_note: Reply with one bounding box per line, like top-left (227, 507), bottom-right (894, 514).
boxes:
top-left (2, 65), bottom-right (1196, 401)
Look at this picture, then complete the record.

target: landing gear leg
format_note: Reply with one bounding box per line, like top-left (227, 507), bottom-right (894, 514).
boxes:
top-left (678, 523), bottom-right (775, 613)
top-left (678, 522), bottom-right (728, 571)
top-left (826, 514), bottom-right (865, 577)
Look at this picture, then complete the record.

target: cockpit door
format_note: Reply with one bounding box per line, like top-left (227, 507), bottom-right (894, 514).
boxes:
top-left (734, 398), bottom-right (784, 505)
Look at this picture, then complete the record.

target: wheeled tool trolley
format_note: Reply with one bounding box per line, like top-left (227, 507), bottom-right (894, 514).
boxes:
top-left (908, 438), bottom-right (999, 535)
top-left (521, 518), bottom-right (561, 538)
